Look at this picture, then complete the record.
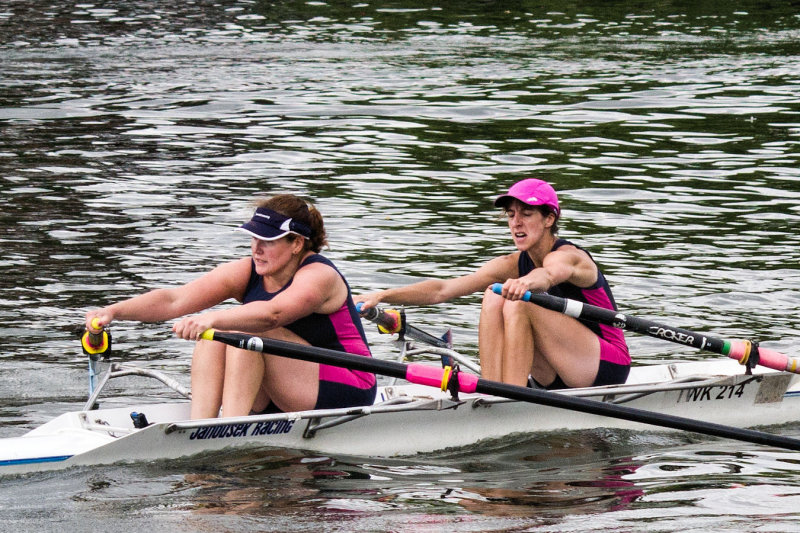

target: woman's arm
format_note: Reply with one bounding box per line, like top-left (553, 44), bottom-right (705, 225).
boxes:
top-left (499, 245), bottom-right (597, 300)
top-left (85, 258), bottom-right (252, 331)
top-left (172, 258), bottom-right (346, 339)
top-left (355, 253), bottom-right (519, 310)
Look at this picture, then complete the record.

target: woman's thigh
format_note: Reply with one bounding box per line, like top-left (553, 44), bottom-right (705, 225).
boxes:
top-left (258, 327), bottom-right (320, 412)
top-left (525, 305), bottom-right (601, 388)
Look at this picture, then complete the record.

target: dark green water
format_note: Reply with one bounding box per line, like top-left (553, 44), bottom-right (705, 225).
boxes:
top-left (2, 1), bottom-right (800, 530)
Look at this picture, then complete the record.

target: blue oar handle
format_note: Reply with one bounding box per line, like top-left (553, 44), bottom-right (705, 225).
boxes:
top-left (490, 283), bottom-right (531, 302)
top-left (355, 302), bottom-right (380, 321)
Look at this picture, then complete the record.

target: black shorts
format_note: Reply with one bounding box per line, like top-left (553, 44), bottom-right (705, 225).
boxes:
top-left (530, 360), bottom-right (630, 390)
top-left (253, 380), bottom-right (377, 414)
top-left (592, 360), bottom-right (630, 387)
top-left (314, 380), bottom-right (377, 410)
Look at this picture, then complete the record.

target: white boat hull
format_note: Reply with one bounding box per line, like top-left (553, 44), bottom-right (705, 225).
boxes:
top-left (2, 359), bottom-right (799, 476)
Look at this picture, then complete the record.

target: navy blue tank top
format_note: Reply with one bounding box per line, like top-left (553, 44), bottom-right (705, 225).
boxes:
top-left (517, 238), bottom-right (626, 354)
top-left (242, 254), bottom-right (371, 357)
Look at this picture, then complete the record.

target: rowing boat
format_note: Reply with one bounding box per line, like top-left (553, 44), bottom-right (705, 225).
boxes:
top-left (2, 304), bottom-right (799, 477)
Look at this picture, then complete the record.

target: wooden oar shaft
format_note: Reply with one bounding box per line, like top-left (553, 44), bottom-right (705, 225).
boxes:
top-left (490, 284), bottom-right (800, 375)
top-left (201, 329), bottom-right (800, 452)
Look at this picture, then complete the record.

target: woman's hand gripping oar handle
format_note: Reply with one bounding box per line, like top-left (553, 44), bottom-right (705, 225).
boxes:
top-left (490, 283), bottom-right (800, 375)
top-left (81, 318), bottom-right (112, 358)
top-left (356, 303), bottom-right (451, 349)
top-left (356, 303), bottom-right (404, 335)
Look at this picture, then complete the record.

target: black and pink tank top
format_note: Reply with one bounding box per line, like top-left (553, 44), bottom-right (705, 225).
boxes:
top-left (242, 254), bottom-right (375, 389)
top-left (517, 239), bottom-right (629, 365)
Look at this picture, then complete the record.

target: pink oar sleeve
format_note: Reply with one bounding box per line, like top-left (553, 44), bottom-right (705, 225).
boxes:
top-left (727, 341), bottom-right (800, 374)
top-left (406, 363), bottom-right (479, 393)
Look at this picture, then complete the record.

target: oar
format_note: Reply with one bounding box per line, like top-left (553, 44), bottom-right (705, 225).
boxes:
top-left (81, 318), bottom-right (111, 357)
top-left (198, 329), bottom-right (800, 452)
top-left (80, 318), bottom-right (112, 396)
top-left (356, 303), bottom-right (451, 348)
top-left (490, 284), bottom-right (800, 375)
top-left (357, 303), bottom-right (480, 374)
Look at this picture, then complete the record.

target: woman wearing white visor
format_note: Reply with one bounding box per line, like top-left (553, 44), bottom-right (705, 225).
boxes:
top-left (85, 194), bottom-right (376, 419)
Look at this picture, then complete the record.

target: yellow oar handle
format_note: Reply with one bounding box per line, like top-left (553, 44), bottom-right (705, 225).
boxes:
top-left (200, 329), bottom-right (216, 341)
top-left (81, 318), bottom-right (111, 356)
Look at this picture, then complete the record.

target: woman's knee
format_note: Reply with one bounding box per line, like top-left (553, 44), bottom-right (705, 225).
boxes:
top-left (191, 340), bottom-right (226, 366)
top-left (482, 290), bottom-right (534, 329)
top-left (500, 298), bottom-right (529, 321)
top-left (224, 347), bottom-right (265, 375)
top-left (481, 287), bottom-right (506, 314)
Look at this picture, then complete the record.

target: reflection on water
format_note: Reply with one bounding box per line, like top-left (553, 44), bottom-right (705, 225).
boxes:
top-left (6, 431), bottom-right (800, 532)
top-left (3, 0), bottom-right (800, 531)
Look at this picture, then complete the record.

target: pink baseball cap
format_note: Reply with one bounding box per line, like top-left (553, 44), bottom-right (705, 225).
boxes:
top-left (494, 179), bottom-right (560, 215)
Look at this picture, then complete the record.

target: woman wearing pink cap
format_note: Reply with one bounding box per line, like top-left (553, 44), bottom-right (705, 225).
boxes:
top-left (85, 194), bottom-right (376, 419)
top-left (356, 179), bottom-right (630, 389)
